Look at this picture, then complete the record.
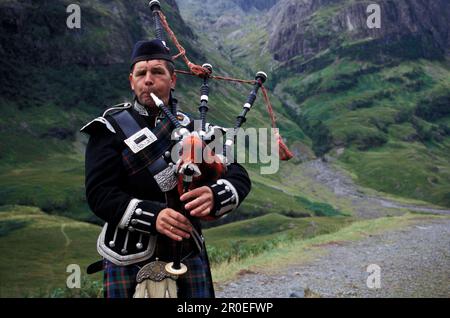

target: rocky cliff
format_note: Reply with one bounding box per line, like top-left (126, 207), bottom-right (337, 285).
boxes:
top-left (268, 0), bottom-right (450, 63)
top-left (232, 0), bottom-right (279, 11)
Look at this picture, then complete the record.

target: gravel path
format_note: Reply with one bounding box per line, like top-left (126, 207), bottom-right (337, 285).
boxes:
top-left (216, 218), bottom-right (450, 298)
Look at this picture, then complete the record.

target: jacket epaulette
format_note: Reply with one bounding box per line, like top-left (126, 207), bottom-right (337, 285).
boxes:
top-left (102, 102), bottom-right (133, 117)
top-left (80, 102), bottom-right (132, 135)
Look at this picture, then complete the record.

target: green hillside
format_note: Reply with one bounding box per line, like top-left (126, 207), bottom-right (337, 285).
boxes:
top-left (0, 0), bottom-right (310, 224)
top-left (1, 0), bottom-right (449, 298)
top-left (280, 59), bottom-right (450, 207)
top-left (177, 0), bottom-right (450, 208)
top-left (0, 205), bottom-right (102, 297)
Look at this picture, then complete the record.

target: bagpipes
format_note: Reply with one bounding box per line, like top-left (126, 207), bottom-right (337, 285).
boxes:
top-left (133, 0), bottom-right (293, 298)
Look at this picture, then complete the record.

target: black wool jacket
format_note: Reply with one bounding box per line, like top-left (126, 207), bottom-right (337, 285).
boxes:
top-left (82, 103), bottom-right (251, 265)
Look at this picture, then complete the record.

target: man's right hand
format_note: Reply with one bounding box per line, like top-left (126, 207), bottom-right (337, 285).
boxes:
top-left (156, 208), bottom-right (192, 241)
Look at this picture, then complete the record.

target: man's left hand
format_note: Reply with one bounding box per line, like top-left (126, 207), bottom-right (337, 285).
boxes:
top-left (180, 186), bottom-right (214, 218)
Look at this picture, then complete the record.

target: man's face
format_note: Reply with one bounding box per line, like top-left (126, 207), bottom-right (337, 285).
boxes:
top-left (129, 59), bottom-right (176, 108)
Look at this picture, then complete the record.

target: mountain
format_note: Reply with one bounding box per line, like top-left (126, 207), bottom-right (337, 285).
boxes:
top-left (269, 0), bottom-right (449, 63)
top-left (177, 0), bottom-right (450, 207)
top-left (0, 0), bottom-right (203, 223)
top-left (1, 0), bottom-right (448, 220)
top-left (269, 0), bottom-right (450, 207)
top-left (232, 0), bottom-right (279, 11)
top-left (1, 0), bottom-right (449, 297)
top-left (0, 0), bottom-right (201, 110)
top-left (0, 0), bottom-right (318, 225)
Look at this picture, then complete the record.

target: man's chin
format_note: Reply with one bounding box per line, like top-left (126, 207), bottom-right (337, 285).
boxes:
top-left (138, 96), bottom-right (156, 108)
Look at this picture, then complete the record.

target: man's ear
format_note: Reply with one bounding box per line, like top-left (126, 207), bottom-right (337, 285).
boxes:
top-left (129, 73), bottom-right (135, 91)
top-left (171, 73), bottom-right (177, 89)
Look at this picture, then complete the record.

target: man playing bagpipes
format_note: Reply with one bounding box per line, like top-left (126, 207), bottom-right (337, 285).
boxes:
top-left (81, 39), bottom-right (251, 298)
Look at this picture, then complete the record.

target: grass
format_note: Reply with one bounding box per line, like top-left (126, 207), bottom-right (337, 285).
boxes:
top-left (0, 219), bottom-right (30, 237)
top-left (0, 153), bottom-right (93, 223)
top-left (278, 57), bottom-right (450, 208)
top-left (205, 213), bottom-right (352, 264)
top-left (236, 171), bottom-right (349, 219)
top-left (0, 205), bottom-right (102, 297)
top-left (339, 140), bottom-right (450, 207)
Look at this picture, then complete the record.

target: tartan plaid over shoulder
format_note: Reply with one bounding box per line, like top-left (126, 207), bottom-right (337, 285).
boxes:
top-left (113, 114), bottom-right (175, 176)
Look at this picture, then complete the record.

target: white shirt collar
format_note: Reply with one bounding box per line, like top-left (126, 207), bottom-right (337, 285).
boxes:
top-left (133, 100), bottom-right (149, 116)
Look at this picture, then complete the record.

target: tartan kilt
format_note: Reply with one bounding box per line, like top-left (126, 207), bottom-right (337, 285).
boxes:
top-left (103, 249), bottom-right (214, 298)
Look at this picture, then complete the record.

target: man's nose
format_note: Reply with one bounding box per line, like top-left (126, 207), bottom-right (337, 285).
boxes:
top-left (144, 72), bottom-right (154, 85)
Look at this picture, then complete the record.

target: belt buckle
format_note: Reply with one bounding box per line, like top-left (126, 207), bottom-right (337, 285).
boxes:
top-left (124, 128), bottom-right (157, 154)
